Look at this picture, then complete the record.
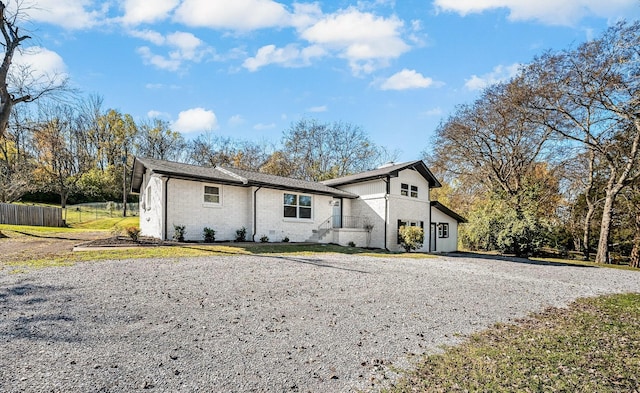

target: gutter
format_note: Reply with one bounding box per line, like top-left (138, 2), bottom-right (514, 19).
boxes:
top-left (252, 186), bottom-right (262, 242)
top-left (384, 175), bottom-right (390, 251)
top-left (163, 177), bottom-right (170, 241)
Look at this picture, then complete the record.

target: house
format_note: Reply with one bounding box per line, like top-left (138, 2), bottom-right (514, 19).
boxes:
top-left (130, 157), bottom-right (465, 252)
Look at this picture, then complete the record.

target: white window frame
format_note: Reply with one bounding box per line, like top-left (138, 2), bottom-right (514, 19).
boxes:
top-left (283, 192), bottom-right (313, 220)
top-left (203, 184), bottom-right (222, 206)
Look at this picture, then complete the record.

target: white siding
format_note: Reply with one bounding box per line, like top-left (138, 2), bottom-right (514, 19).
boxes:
top-left (166, 178), bottom-right (251, 242)
top-left (388, 195), bottom-right (430, 252)
top-left (254, 188), bottom-right (334, 243)
top-left (431, 207), bottom-right (460, 253)
top-left (139, 173), bottom-right (164, 239)
top-left (338, 179), bottom-right (385, 197)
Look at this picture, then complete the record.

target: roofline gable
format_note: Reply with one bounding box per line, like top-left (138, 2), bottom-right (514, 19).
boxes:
top-left (321, 160), bottom-right (442, 188)
top-left (431, 201), bottom-right (467, 223)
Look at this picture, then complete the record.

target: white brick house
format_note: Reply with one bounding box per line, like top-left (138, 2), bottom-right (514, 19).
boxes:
top-left (131, 157), bottom-right (465, 251)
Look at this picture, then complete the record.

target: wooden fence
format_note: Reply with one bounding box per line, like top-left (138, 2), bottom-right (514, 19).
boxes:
top-left (0, 203), bottom-right (64, 227)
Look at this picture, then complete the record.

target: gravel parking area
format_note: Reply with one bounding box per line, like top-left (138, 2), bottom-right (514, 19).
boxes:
top-left (1, 253), bottom-right (639, 392)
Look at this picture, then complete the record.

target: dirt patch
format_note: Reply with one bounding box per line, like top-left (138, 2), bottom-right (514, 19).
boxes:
top-left (0, 230), bottom-right (107, 263)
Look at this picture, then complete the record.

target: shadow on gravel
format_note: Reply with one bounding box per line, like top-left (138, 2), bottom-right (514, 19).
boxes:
top-left (444, 251), bottom-right (596, 268)
top-left (269, 255), bottom-right (370, 274)
top-left (0, 280), bottom-right (81, 343)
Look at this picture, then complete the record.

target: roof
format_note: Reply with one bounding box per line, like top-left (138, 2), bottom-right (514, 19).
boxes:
top-left (431, 201), bottom-right (467, 223)
top-left (321, 160), bottom-right (442, 188)
top-left (131, 157), bottom-right (357, 199)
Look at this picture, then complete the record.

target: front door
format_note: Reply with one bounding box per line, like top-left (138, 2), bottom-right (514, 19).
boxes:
top-left (332, 200), bottom-right (342, 228)
top-left (430, 223), bottom-right (437, 252)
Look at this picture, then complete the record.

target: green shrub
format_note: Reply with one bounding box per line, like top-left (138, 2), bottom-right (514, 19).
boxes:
top-left (124, 226), bottom-right (140, 242)
top-left (260, 235), bottom-right (269, 243)
top-left (173, 224), bottom-right (186, 242)
top-left (348, 241), bottom-right (356, 247)
top-left (235, 227), bottom-right (247, 242)
top-left (282, 236), bottom-right (290, 243)
top-left (203, 227), bottom-right (216, 243)
top-left (399, 226), bottom-right (424, 252)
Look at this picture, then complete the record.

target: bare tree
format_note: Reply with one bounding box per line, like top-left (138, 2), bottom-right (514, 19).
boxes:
top-left (0, 1), bottom-right (68, 139)
top-left (135, 118), bottom-right (186, 161)
top-left (529, 21), bottom-right (640, 263)
top-left (281, 119), bottom-right (386, 181)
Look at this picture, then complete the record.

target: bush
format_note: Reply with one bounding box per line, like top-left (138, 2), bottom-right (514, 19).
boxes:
top-left (203, 227), bottom-right (216, 243)
top-left (260, 235), bottom-right (269, 243)
top-left (348, 241), bottom-right (356, 247)
top-left (282, 236), bottom-right (290, 243)
top-left (235, 227), bottom-right (247, 242)
top-left (399, 226), bottom-right (424, 252)
top-left (173, 224), bottom-right (186, 242)
top-left (124, 226), bottom-right (140, 242)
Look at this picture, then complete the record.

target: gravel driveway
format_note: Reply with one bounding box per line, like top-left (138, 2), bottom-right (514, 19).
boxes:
top-left (1, 253), bottom-right (639, 392)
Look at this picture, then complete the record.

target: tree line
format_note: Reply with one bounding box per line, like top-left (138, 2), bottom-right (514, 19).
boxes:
top-left (1, 102), bottom-right (395, 207)
top-left (426, 21), bottom-right (640, 266)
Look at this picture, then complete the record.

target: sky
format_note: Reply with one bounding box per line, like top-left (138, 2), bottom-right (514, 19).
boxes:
top-left (10, 0), bottom-right (640, 162)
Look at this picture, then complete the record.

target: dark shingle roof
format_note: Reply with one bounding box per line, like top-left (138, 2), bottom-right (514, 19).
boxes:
top-left (431, 201), bottom-right (467, 223)
top-left (131, 157), bottom-right (356, 198)
top-left (321, 160), bottom-right (442, 188)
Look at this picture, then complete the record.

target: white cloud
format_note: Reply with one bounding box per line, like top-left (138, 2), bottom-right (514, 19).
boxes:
top-left (253, 122), bottom-right (276, 130)
top-left (12, 46), bottom-right (67, 85)
top-left (300, 8), bottom-right (410, 74)
top-left (26, 0), bottom-right (106, 29)
top-left (243, 44), bottom-right (325, 72)
top-left (173, 108), bottom-right (218, 133)
top-left (307, 105), bottom-right (327, 113)
top-left (137, 46), bottom-right (181, 71)
top-left (147, 110), bottom-right (170, 119)
top-left (121, 0), bottom-right (179, 25)
top-left (173, 0), bottom-right (291, 30)
top-left (423, 107), bottom-right (443, 116)
top-left (465, 63), bottom-right (522, 90)
top-left (130, 29), bottom-right (165, 45)
top-left (379, 69), bottom-right (434, 90)
top-left (228, 115), bottom-right (246, 126)
top-left (433, 0), bottom-right (638, 25)
top-left (133, 31), bottom-right (211, 71)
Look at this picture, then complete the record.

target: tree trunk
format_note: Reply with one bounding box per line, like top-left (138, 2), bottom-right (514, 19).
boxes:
top-left (595, 192), bottom-right (615, 264)
top-left (582, 204), bottom-right (595, 261)
top-left (630, 209), bottom-right (640, 269)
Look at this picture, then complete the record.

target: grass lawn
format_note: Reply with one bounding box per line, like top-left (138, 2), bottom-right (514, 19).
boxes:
top-left (388, 293), bottom-right (640, 392)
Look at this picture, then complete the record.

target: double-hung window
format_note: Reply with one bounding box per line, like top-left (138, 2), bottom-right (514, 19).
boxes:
top-left (284, 193), bottom-right (312, 219)
top-left (204, 185), bottom-right (220, 205)
top-left (401, 183), bottom-right (419, 198)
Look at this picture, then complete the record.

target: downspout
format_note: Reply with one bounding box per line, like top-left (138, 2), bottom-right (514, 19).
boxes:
top-left (252, 186), bottom-right (262, 242)
top-left (163, 177), bottom-right (170, 241)
top-left (384, 175), bottom-right (390, 251)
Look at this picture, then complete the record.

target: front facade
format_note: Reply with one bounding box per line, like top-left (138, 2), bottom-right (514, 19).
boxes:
top-left (131, 157), bottom-right (465, 252)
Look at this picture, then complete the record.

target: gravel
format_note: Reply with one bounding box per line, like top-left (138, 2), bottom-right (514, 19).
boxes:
top-left (1, 253), bottom-right (639, 392)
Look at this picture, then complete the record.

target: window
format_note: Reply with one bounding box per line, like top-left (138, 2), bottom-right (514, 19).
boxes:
top-left (397, 220), bottom-right (424, 243)
top-left (401, 183), bottom-right (418, 198)
top-left (204, 185), bottom-right (220, 204)
top-left (145, 185), bottom-right (152, 211)
top-left (411, 185), bottom-right (419, 198)
top-left (284, 193), bottom-right (312, 219)
top-left (438, 223), bottom-right (449, 238)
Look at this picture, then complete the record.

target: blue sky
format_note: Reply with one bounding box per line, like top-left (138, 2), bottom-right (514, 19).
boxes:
top-left (12, 0), bottom-right (640, 161)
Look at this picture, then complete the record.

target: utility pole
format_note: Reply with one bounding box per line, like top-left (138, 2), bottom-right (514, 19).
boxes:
top-left (122, 151), bottom-right (127, 217)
